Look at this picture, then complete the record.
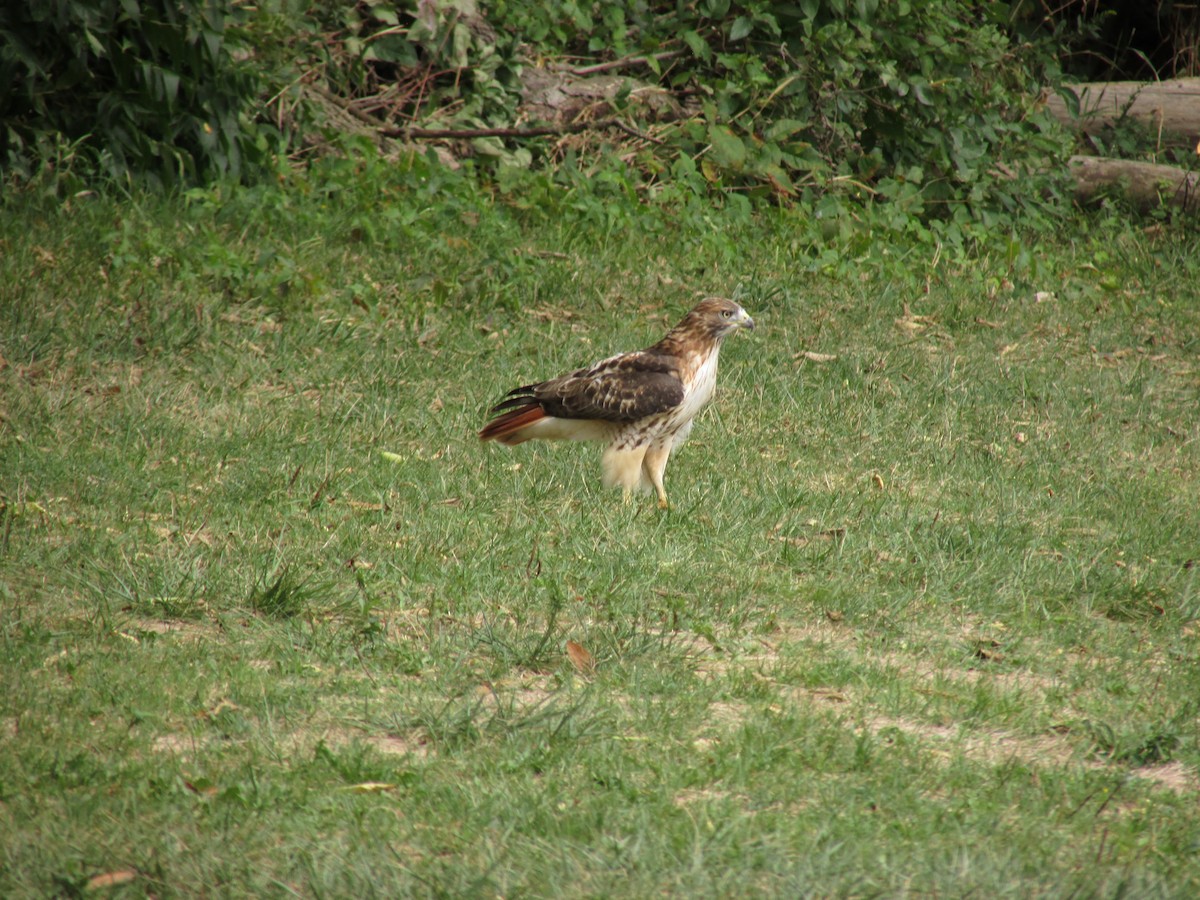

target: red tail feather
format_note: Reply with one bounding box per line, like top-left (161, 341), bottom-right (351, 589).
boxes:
top-left (478, 404), bottom-right (545, 444)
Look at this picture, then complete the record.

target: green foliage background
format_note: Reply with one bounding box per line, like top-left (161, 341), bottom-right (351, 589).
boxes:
top-left (488, 0), bottom-right (1068, 224)
top-left (2, 0), bottom-right (1077, 235)
top-left (0, 0), bottom-right (270, 185)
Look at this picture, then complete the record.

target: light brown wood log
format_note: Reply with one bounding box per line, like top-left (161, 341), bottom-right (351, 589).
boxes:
top-left (1069, 155), bottom-right (1200, 213)
top-left (1046, 79), bottom-right (1200, 146)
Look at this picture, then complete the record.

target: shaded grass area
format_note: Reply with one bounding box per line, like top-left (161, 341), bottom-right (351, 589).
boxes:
top-left (2, 171), bottom-right (1199, 896)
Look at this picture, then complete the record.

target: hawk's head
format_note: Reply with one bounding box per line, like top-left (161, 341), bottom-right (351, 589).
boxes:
top-left (686, 297), bottom-right (756, 340)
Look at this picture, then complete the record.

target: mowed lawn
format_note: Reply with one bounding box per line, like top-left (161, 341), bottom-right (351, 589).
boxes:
top-left (2, 182), bottom-right (1199, 897)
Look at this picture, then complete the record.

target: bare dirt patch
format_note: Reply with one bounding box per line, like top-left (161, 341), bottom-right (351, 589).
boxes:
top-left (684, 615), bottom-right (1200, 797)
top-left (673, 786), bottom-right (743, 808)
top-left (129, 618), bottom-right (218, 642)
top-left (1128, 761), bottom-right (1199, 794)
top-left (474, 673), bottom-right (559, 712)
top-left (865, 714), bottom-right (1084, 769)
top-left (362, 733), bottom-right (432, 759)
top-left (703, 699), bottom-right (750, 729)
top-left (152, 733), bottom-right (206, 756)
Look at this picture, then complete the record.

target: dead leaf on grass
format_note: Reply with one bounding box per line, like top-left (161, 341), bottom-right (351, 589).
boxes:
top-left (205, 699), bottom-right (240, 718)
top-left (85, 869), bottom-right (137, 890)
top-left (566, 640), bottom-right (596, 676)
top-left (895, 305), bottom-right (937, 334)
top-left (769, 523), bottom-right (846, 548)
top-left (528, 306), bottom-right (578, 323)
top-left (183, 778), bottom-right (219, 796)
top-left (795, 350), bottom-right (838, 363)
top-left (972, 639), bottom-right (1005, 662)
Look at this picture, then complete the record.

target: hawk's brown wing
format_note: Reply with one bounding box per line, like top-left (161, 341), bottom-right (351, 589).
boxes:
top-left (490, 350), bottom-right (685, 422)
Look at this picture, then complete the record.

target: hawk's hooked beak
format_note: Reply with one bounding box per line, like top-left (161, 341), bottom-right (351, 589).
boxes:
top-left (738, 310), bottom-right (756, 331)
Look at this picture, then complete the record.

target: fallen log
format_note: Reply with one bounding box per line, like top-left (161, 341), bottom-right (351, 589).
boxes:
top-left (1046, 79), bottom-right (1200, 146)
top-left (1069, 155), bottom-right (1200, 214)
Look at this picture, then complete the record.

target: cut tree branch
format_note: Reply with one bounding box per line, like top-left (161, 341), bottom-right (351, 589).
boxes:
top-left (386, 122), bottom-right (602, 140)
top-left (569, 50), bottom-right (686, 77)
top-left (386, 114), bottom-right (689, 142)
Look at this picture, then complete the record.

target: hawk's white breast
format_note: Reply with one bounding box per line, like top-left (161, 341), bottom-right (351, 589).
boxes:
top-left (664, 349), bottom-right (719, 448)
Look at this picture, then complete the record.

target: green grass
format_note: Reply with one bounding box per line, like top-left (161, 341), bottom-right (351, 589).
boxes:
top-left (2, 172), bottom-right (1199, 897)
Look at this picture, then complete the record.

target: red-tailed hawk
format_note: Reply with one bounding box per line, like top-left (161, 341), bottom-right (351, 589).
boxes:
top-left (479, 298), bottom-right (755, 507)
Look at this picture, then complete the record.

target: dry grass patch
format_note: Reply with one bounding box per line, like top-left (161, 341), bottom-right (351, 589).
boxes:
top-left (684, 608), bottom-right (1200, 803)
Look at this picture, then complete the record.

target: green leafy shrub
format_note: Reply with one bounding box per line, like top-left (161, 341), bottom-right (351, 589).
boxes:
top-left (1, 0), bottom-right (1073, 241)
top-left (297, 1), bottom-right (1069, 232)
top-left (505, 1), bottom-right (1069, 224)
top-left (0, 0), bottom-right (268, 185)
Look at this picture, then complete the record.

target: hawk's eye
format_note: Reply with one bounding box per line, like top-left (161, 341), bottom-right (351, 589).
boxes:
top-left (721, 309), bottom-right (732, 318)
